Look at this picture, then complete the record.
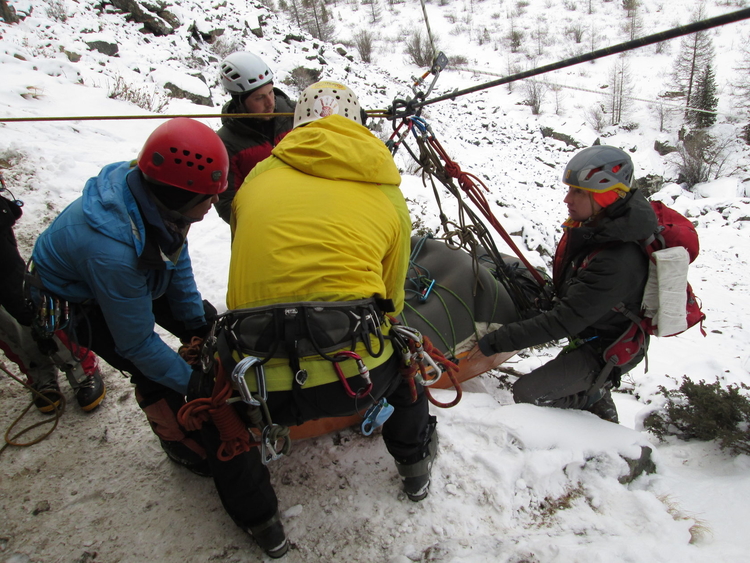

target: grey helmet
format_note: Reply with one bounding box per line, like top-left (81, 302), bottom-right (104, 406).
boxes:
top-left (562, 145), bottom-right (634, 193)
top-left (294, 81), bottom-right (362, 128)
top-left (220, 52), bottom-right (273, 96)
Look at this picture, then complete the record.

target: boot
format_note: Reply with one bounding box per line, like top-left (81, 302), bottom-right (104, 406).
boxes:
top-left (74, 369), bottom-right (106, 412)
top-left (585, 387), bottom-right (619, 423)
top-left (33, 381), bottom-right (63, 414)
top-left (249, 511), bottom-right (289, 559)
top-left (395, 416), bottom-right (438, 502)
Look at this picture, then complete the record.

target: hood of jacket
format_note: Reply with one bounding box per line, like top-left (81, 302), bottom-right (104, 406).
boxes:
top-left (271, 115), bottom-right (401, 186)
top-left (81, 160), bottom-right (147, 254)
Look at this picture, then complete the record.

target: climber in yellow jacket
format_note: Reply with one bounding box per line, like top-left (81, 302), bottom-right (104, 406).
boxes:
top-left (201, 82), bottom-right (437, 559)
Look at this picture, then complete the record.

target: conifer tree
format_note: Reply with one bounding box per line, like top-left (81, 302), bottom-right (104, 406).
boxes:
top-left (689, 63), bottom-right (718, 128)
top-left (672, 6), bottom-right (715, 117)
top-left (301, 0), bottom-right (336, 42)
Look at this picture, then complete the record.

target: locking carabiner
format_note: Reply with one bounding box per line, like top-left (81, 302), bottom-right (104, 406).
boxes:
top-left (332, 350), bottom-right (373, 399)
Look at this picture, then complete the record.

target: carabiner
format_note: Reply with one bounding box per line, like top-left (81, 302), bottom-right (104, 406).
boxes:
top-left (231, 356), bottom-right (267, 406)
top-left (333, 350), bottom-right (373, 399)
top-left (261, 425), bottom-right (289, 465)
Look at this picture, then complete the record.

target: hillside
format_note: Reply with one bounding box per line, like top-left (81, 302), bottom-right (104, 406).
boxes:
top-left (1, 0), bottom-right (750, 561)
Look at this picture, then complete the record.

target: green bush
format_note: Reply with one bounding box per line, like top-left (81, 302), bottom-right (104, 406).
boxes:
top-left (644, 376), bottom-right (750, 455)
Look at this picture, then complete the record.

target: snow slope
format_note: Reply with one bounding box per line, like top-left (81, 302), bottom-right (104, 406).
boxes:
top-left (1, 0), bottom-right (750, 561)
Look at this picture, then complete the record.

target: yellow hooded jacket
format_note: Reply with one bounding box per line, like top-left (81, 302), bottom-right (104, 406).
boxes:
top-left (228, 115), bottom-right (410, 391)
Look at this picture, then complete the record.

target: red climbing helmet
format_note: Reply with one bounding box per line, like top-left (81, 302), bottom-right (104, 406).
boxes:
top-left (137, 118), bottom-right (229, 194)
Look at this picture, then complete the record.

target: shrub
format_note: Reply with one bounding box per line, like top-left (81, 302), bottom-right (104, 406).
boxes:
top-left (281, 66), bottom-right (322, 95)
top-left (45, 0), bottom-right (68, 21)
top-left (644, 376), bottom-right (750, 456)
top-left (353, 29), bottom-right (374, 63)
top-left (405, 30), bottom-right (438, 67)
top-left (108, 75), bottom-right (169, 113)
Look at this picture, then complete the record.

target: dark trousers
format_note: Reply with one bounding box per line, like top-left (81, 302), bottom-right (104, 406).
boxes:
top-left (512, 341), bottom-right (643, 410)
top-left (69, 296), bottom-right (208, 459)
top-left (203, 351), bottom-right (431, 528)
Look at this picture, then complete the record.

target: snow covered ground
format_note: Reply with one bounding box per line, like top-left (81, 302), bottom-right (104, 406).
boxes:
top-left (1, 0), bottom-right (750, 561)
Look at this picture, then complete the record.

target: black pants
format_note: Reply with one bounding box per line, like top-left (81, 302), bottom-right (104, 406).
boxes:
top-left (68, 296), bottom-right (211, 459)
top-left (512, 341), bottom-right (644, 410)
top-left (202, 351), bottom-right (432, 528)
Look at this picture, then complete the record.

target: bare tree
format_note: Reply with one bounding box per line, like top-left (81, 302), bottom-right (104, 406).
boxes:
top-left (609, 56), bottom-right (633, 125)
top-left (531, 21), bottom-right (547, 56)
top-left (523, 80), bottom-right (546, 115)
top-left (733, 42), bottom-right (750, 111)
top-left (550, 83), bottom-right (566, 116)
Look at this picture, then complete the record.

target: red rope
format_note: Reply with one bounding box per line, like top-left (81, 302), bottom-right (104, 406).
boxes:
top-left (428, 136), bottom-right (548, 288)
top-left (398, 335), bottom-right (462, 408)
top-left (177, 364), bottom-right (256, 462)
top-left (421, 337), bottom-right (462, 408)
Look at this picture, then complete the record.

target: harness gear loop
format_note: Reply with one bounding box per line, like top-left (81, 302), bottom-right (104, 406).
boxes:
top-left (332, 350), bottom-right (373, 399)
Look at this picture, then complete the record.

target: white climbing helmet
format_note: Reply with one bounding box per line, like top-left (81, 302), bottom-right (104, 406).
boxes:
top-left (294, 81), bottom-right (362, 128)
top-left (220, 51), bottom-right (273, 96)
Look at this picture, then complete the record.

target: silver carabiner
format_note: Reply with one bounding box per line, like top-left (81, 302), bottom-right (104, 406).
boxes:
top-left (415, 352), bottom-right (443, 386)
top-left (261, 425), bottom-right (288, 465)
top-left (231, 356), bottom-right (267, 406)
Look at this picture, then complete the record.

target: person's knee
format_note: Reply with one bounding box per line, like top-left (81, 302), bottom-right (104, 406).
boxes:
top-left (512, 376), bottom-right (541, 404)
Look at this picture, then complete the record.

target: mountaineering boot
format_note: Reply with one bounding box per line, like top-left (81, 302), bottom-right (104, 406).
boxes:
top-left (74, 368), bottom-right (106, 412)
top-left (33, 381), bottom-right (62, 414)
top-left (395, 416), bottom-right (438, 502)
top-left (159, 438), bottom-right (213, 477)
top-left (585, 386), bottom-right (619, 424)
top-left (249, 511), bottom-right (289, 559)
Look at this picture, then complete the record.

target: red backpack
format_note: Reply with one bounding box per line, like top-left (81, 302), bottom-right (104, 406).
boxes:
top-left (603, 201), bottom-right (706, 369)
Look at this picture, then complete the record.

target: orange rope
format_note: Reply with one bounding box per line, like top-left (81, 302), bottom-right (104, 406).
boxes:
top-left (398, 335), bottom-right (462, 408)
top-left (177, 363), bottom-right (256, 462)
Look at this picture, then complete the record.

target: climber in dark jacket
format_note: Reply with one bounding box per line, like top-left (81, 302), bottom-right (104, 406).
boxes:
top-left (476, 145), bottom-right (658, 423)
top-left (214, 51), bottom-right (295, 223)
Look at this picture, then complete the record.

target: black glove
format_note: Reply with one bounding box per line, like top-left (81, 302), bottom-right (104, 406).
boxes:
top-left (178, 299), bottom-right (218, 343)
top-left (477, 334), bottom-right (497, 357)
top-left (186, 366), bottom-right (215, 401)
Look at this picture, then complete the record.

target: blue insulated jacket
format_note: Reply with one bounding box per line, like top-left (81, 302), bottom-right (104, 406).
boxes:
top-left (31, 161), bottom-right (205, 394)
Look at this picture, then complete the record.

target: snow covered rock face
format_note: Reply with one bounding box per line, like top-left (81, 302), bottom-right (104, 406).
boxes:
top-left (3, 0), bottom-right (750, 560)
